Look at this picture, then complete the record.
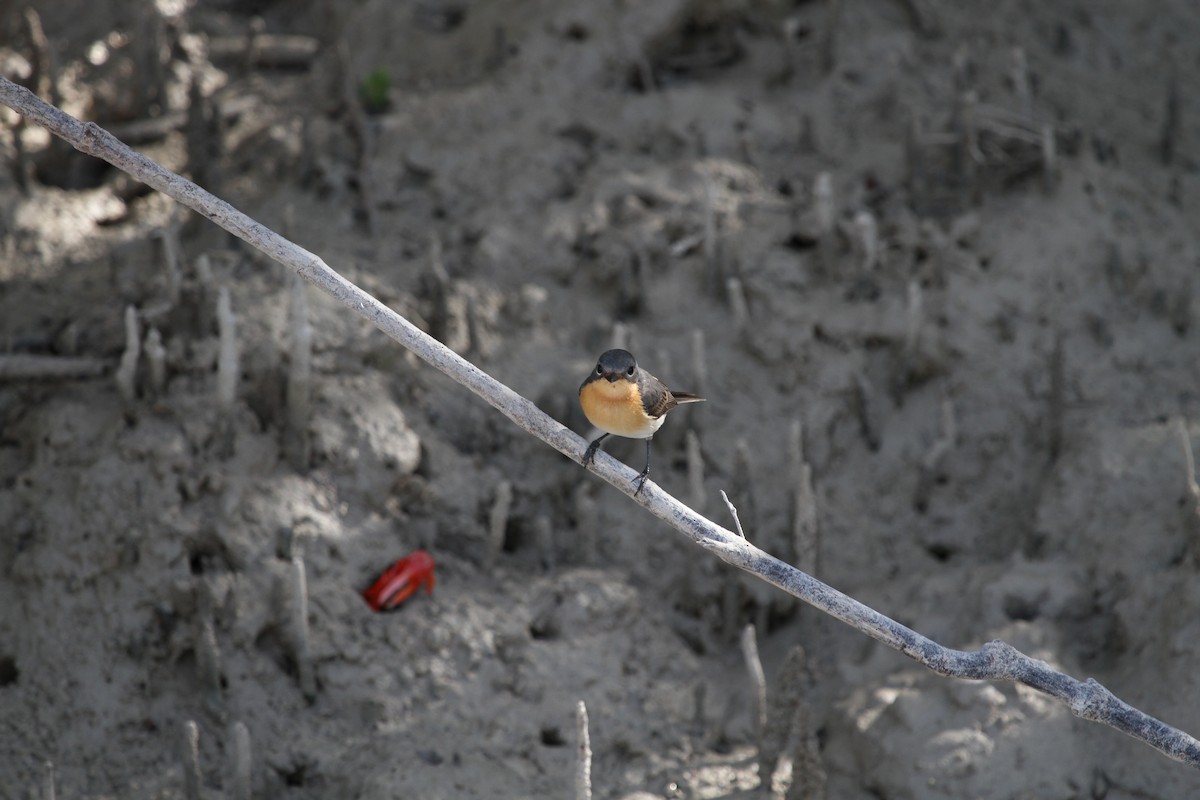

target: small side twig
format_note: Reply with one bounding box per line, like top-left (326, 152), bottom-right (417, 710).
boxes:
top-left (719, 490), bottom-right (746, 539)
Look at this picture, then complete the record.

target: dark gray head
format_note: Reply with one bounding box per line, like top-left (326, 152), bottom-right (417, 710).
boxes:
top-left (593, 349), bottom-right (637, 382)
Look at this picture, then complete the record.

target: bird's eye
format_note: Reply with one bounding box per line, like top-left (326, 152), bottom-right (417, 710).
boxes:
top-left (625, 366), bottom-right (635, 377)
top-left (595, 365), bottom-right (603, 375)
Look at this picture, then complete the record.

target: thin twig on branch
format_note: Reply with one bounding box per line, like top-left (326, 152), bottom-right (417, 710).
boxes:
top-left (2, 75), bottom-right (1198, 769)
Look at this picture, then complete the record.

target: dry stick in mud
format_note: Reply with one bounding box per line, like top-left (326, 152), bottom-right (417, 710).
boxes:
top-left (575, 701), bottom-right (592, 800)
top-left (4, 76), bottom-right (1200, 771)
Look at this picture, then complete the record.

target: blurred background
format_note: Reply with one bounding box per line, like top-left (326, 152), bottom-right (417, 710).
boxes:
top-left (1, 0), bottom-right (1199, 797)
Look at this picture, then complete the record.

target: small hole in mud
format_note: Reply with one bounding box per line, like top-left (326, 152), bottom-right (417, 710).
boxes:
top-left (624, 64), bottom-right (653, 93)
top-left (540, 726), bottom-right (566, 747)
top-left (529, 618), bottom-right (558, 641)
top-left (500, 520), bottom-right (523, 553)
top-left (0, 656), bottom-right (17, 687)
top-left (1004, 596), bottom-right (1039, 622)
top-left (925, 543), bottom-right (955, 562)
top-left (34, 147), bottom-right (111, 189)
top-left (188, 542), bottom-right (231, 575)
top-left (274, 763), bottom-right (308, 787)
top-left (782, 232), bottom-right (816, 251)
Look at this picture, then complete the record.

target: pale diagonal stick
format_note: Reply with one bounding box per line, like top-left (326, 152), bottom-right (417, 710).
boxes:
top-left (3, 76), bottom-right (1199, 769)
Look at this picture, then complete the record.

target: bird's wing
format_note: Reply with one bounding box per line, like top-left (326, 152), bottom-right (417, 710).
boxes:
top-left (639, 372), bottom-right (704, 418)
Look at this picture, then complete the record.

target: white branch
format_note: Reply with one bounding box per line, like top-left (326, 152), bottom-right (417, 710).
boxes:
top-left (4, 76), bottom-right (1199, 770)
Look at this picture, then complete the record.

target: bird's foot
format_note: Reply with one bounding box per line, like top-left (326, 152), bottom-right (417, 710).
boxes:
top-left (582, 439), bottom-right (602, 467)
top-left (632, 469), bottom-right (650, 496)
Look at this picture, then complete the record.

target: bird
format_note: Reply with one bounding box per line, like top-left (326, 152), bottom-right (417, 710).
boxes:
top-left (579, 348), bottom-right (704, 495)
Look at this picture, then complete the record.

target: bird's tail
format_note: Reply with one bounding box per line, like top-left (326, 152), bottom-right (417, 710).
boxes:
top-left (670, 392), bottom-right (705, 404)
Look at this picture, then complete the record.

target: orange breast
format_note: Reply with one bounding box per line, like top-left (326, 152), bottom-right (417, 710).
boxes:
top-left (580, 380), bottom-right (663, 439)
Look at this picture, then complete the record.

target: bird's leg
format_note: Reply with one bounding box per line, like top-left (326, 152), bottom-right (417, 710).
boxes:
top-left (633, 437), bottom-right (652, 495)
top-left (582, 433), bottom-right (610, 467)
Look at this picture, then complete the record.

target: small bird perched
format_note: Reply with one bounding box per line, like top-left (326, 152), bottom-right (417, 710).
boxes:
top-left (579, 348), bottom-right (704, 495)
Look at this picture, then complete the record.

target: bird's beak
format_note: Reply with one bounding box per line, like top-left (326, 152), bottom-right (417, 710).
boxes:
top-left (604, 372), bottom-right (618, 383)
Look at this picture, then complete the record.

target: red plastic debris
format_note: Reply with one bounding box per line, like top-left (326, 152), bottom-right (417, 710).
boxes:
top-left (362, 550), bottom-right (436, 612)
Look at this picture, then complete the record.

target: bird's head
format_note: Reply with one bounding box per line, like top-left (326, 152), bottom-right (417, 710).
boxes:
top-left (593, 349), bottom-right (637, 383)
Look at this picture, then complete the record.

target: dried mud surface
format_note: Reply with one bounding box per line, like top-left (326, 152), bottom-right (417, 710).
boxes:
top-left (2, 1), bottom-right (1200, 798)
